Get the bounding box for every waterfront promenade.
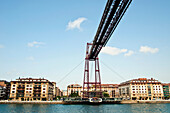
[0,100,64,104]
[1,100,170,104]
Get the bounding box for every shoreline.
[0,101,64,104]
[121,100,170,104]
[0,100,170,104]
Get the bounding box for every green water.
[0,104,170,113]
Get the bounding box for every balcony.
[34,90,41,92]
[17,90,24,93]
[34,87,41,89]
[17,86,25,88]
[33,92,41,94]
[16,94,24,97]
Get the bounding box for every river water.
[0,104,170,113]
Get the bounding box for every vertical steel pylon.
[83,43,102,98]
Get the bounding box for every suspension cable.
[101,60,126,80]
[57,60,84,84]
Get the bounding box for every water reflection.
[0,104,170,113]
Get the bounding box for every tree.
[103,92,110,97]
[56,96,61,100]
[69,92,79,97]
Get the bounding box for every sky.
[0,0,170,90]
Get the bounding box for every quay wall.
[0,101,64,104]
[1,100,170,104]
[121,100,170,104]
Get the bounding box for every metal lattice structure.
[83,0,132,98]
[83,43,102,98]
[89,0,132,60]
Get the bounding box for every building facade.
[62,90,68,97]
[67,84,119,98]
[119,78,164,100]
[0,80,11,100]
[67,84,82,97]
[52,82,56,99]
[56,87,62,97]
[9,78,54,101]
[100,84,119,98]
[0,86,6,100]
[162,83,170,99]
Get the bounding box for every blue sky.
[0,0,170,89]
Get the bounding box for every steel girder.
[88,0,132,60]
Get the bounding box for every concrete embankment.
[121,100,138,104]
[0,101,64,104]
[121,100,170,104]
[138,100,170,104]
[1,100,170,104]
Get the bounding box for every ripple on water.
[0,104,170,113]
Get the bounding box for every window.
[12,91,15,93]
[13,85,15,87]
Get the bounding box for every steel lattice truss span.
[89,0,132,60]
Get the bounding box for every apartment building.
[9,78,54,101]
[62,90,68,96]
[56,87,62,97]
[67,84,119,98]
[52,82,56,99]
[0,86,6,100]
[162,83,170,99]
[67,84,82,97]
[0,80,11,100]
[100,84,119,98]
[119,78,164,100]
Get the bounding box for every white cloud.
[0,45,4,48]
[66,17,87,30]
[28,41,45,47]
[139,46,159,53]
[101,46,127,56]
[27,56,35,61]
[124,50,134,56]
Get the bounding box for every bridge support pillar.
[83,43,102,98]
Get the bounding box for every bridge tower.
[82,0,132,98]
[83,43,102,98]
